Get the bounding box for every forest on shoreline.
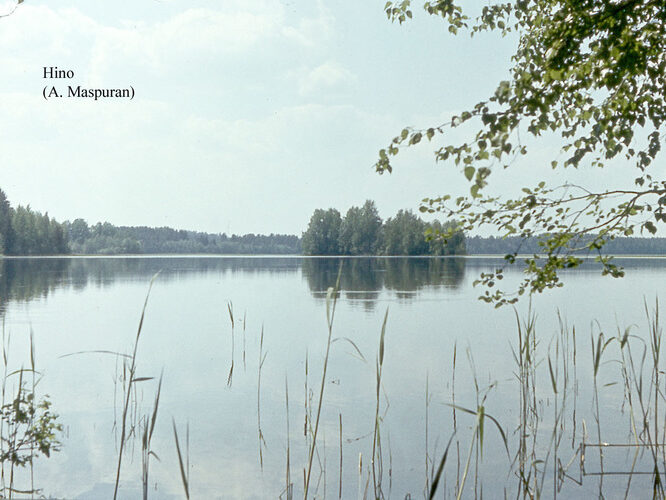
[3,188,666,257]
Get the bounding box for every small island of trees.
[301,200,466,256]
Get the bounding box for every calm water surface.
[0,256,665,499]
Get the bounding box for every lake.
[1,255,665,499]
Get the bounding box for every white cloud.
[0,2,330,83]
[0,1,477,234]
[298,61,356,95]
[89,7,284,77]
[281,3,334,47]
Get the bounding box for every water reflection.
[0,258,70,309]
[2,255,666,498]
[0,257,467,313]
[0,257,305,311]
[302,257,466,308]
[4,254,662,314]
[5,255,666,313]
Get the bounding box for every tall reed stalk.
[371,307,389,499]
[142,372,162,500]
[172,419,190,499]
[283,374,293,500]
[258,325,267,469]
[227,301,235,387]
[303,267,341,499]
[113,272,159,500]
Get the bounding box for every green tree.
[383,210,428,255]
[35,213,50,254]
[426,220,466,256]
[302,208,343,255]
[68,219,90,244]
[49,218,68,254]
[11,206,33,255]
[0,189,13,255]
[338,206,362,255]
[339,200,383,255]
[377,1,666,305]
[358,200,383,254]
[6,206,68,256]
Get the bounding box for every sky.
[0,0,635,235]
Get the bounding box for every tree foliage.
[302,208,343,255]
[8,206,68,256]
[339,200,383,255]
[383,210,429,255]
[0,190,13,255]
[0,189,69,256]
[426,220,466,255]
[64,220,302,255]
[377,0,666,305]
[302,202,465,256]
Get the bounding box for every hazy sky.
[0,0,629,235]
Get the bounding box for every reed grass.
[303,266,341,500]
[227,301,235,387]
[172,418,190,499]
[258,324,267,470]
[338,412,343,499]
[142,372,162,500]
[113,271,159,500]
[243,310,247,372]
[371,307,389,499]
[107,280,666,499]
[21,271,666,499]
[283,374,293,500]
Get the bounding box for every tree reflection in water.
[301,257,466,309]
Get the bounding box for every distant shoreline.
[2,253,666,259]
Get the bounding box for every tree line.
[5,185,666,257]
[65,219,301,255]
[0,189,69,255]
[301,200,466,255]
[466,235,666,256]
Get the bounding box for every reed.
[25,270,666,498]
[304,266,341,499]
[283,374,293,500]
[424,372,430,496]
[243,310,247,372]
[227,301,234,387]
[113,271,159,500]
[172,418,190,499]
[258,324,267,469]
[371,307,389,499]
[141,372,162,500]
[338,412,343,499]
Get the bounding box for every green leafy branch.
[376,0,666,305]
